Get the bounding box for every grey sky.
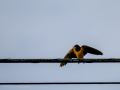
[0,0,120,90]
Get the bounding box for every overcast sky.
[0,0,120,90]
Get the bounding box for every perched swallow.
[60,44,103,67]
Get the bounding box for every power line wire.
[0,82,120,85]
[0,58,120,63]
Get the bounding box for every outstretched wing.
[60,49,76,67]
[64,49,76,58]
[82,45,103,56]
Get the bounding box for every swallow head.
[74,44,81,51]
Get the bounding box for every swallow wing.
[60,49,77,67]
[82,45,103,55]
[64,49,76,58]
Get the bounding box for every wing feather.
[64,49,76,58]
[82,45,103,55]
[60,49,76,67]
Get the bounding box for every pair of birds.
[60,44,103,67]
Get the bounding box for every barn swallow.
[60,44,103,67]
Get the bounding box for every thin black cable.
[0,58,120,63]
[0,82,120,85]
